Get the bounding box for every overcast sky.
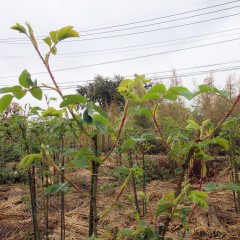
[1,0,240,108]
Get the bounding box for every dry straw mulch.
[1,164,240,239]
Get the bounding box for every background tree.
[192,74,240,125]
[76,75,125,111]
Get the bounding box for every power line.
[80,4,240,37]
[69,12,240,42]
[0,34,240,80]
[42,37,240,73]
[1,0,238,42]
[2,27,240,59]
[46,61,240,86]
[56,32,240,58]
[42,65,240,90]
[1,37,240,79]
[1,59,240,88]
[79,0,240,33]
[1,7,240,44]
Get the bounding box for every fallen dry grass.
[0,157,240,239]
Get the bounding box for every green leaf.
[131,106,152,117]
[43,37,52,47]
[71,155,88,168]
[141,92,160,101]
[197,84,228,97]
[0,94,14,113]
[0,86,27,100]
[220,183,240,191]
[156,192,175,215]
[149,83,166,94]
[11,23,27,34]
[83,109,93,124]
[203,183,218,192]
[93,114,109,125]
[18,153,42,169]
[131,165,144,176]
[214,136,229,150]
[164,88,178,100]
[19,70,34,88]
[203,155,214,161]
[60,94,87,108]
[156,202,171,215]
[14,90,27,99]
[92,103,108,118]
[0,85,22,94]
[25,22,35,39]
[119,139,135,152]
[44,183,69,195]
[30,106,42,115]
[42,107,62,118]
[117,228,134,236]
[188,190,208,209]
[50,31,58,43]
[198,84,213,93]
[30,87,43,100]
[57,26,79,41]
[118,166,130,175]
[186,119,200,130]
[167,86,194,100]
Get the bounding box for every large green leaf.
[220,183,240,191]
[71,155,88,168]
[187,190,208,210]
[186,119,200,130]
[13,89,27,99]
[18,153,42,169]
[210,136,229,150]
[149,83,166,94]
[117,228,134,237]
[0,86,26,100]
[19,70,34,88]
[204,182,240,192]
[214,136,229,150]
[203,183,218,192]
[93,114,109,125]
[57,26,79,41]
[92,103,108,118]
[133,106,152,117]
[0,94,14,113]
[141,92,160,101]
[164,88,178,100]
[197,84,228,97]
[0,85,22,94]
[11,23,27,34]
[44,183,69,195]
[166,86,194,100]
[60,94,86,108]
[50,31,58,43]
[83,109,93,124]
[30,86,43,100]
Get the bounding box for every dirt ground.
[0,157,240,240]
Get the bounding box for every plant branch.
[213,93,240,135]
[41,146,88,196]
[102,100,129,162]
[152,104,171,151]
[99,171,132,219]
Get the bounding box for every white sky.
[1,0,240,109]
